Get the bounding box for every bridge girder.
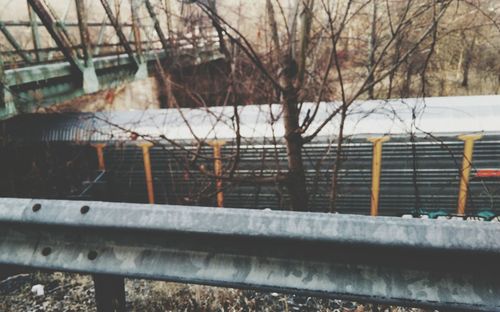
[0,0,223,119]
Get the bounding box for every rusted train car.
[1,95,499,218]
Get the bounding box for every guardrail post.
[368,136,390,216]
[457,134,483,215]
[139,142,155,204]
[93,274,126,312]
[210,140,226,207]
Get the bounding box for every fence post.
[139,142,155,204]
[210,140,226,208]
[457,134,482,215]
[92,144,106,171]
[368,136,390,216]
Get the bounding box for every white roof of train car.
[23,95,499,142]
[81,95,499,142]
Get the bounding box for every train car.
[1,95,500,218]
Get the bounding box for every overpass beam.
[75,0,93,68]
[28,3,43,62]
[131,0,143,62]
[130,0,148,79]
[27,0,83,74]
[144,0,170,53]
[100,0,141,72]
[0,23,33,64]
[75,0,99,93]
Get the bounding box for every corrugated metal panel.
[2,97,500,215]
[4,134,498,215]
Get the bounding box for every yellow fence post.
[368,136,390,216]
[92,143,106,171]
[209,140,226,208]
[138,142,155,204]
[456,134,483,215]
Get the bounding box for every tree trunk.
[400,63,412,98]
[280,0,313,212]
[164,0,173,39]
[281,59,307,211]
[461,33,476,89]
[283,88,308,211]
[330,104,347,213]
[266,0,280,50]
[461,48,472,88]
[367,0,377,99]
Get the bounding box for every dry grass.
[0,272,434,312]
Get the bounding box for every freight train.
[1,95,500,219]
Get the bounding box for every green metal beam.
[100,0,140,69]
[27,2,43,63]
[144,0,170,53]
[131,0,144,63]
[0,22,33,64]
[27,0,83,73]
[75,0,99,93]
[76,0,93,67]
[43,0,83,60]
[93,17,108,56]
[130,0,148,79]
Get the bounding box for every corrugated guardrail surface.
[0,198,499,311]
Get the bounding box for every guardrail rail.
[0,198,499,311]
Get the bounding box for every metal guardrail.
[0,198,499,311]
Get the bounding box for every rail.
[0,198,499,311]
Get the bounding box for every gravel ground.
[0,272,435,312]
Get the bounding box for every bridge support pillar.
[135,63,149,81]
[76,0,100,94]
[83,67,99,94]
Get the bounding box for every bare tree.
[9,0,499,212]
[182,0,456,212]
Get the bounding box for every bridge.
[0,0,222,119]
